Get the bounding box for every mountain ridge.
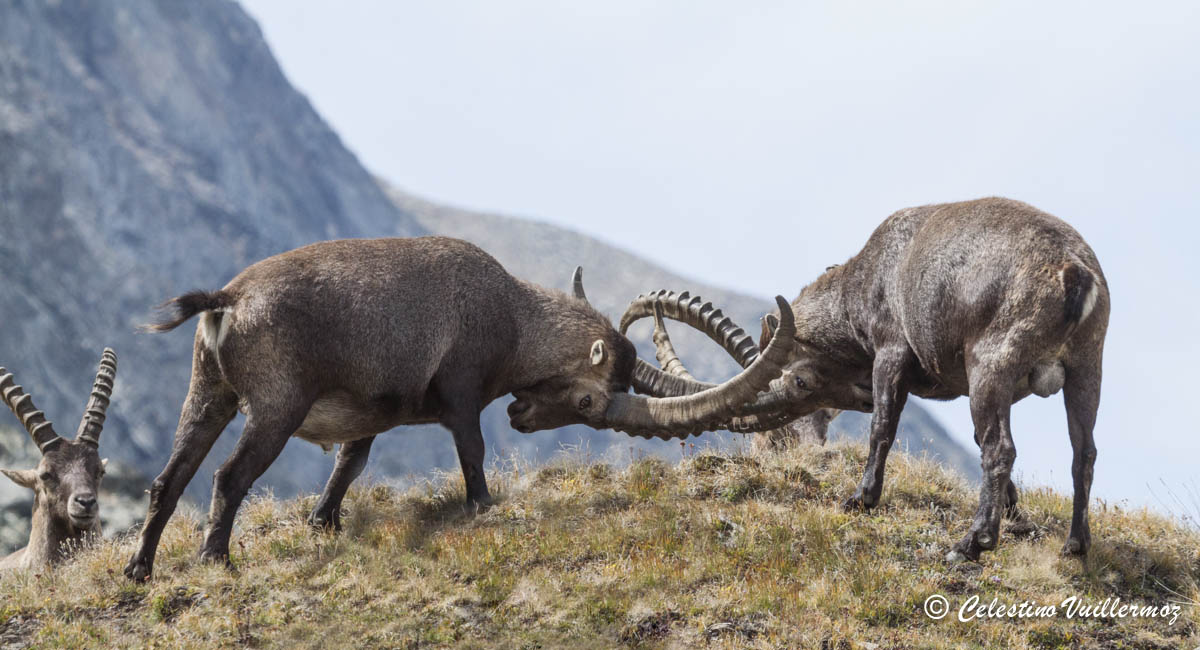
[0,0,977,555]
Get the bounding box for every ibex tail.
[1061,263,1098,324]
[141,290,233,333]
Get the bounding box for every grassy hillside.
[0,444,1195,649]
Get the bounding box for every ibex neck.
[508,282,606,392]
[20,503,97,570]
[509,284,566,388]
[796,264,873,364]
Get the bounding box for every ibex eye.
[39,472,55,483]
[795,377,808,390]
[578,395,592,410]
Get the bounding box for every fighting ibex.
[125,236,793,580]
[621,296,842,447]
[1,350,116,571]
[624,198,1108,561]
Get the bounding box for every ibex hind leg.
[949,363,1019,563]
[1062,356,1100,557]
[125,353,238,582]
[198,397,312,566]
[309,435,376,531]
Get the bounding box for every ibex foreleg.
[844,345,912,510]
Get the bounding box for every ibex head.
[759,305,875,415]
[508,267,640,433]
[509,268,797,439]
[1,349,115,537]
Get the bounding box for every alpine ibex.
[125,236,794,580]
[623,198,1108,561]
[1,350,116,571]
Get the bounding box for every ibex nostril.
[73,495,97,510]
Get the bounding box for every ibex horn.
[571,266,588,301]
[0,367,63,453]
[620,290,761,368]
[75,348,117,447]
[603,295,795,438]
[651,302,695,380]
[623,290,767,398]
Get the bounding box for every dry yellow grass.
[1,443,1196,649]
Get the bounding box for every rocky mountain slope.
[0,0,976,554]
[0,0,426,504]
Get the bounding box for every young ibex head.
[0,349,115,570]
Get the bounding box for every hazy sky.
[240,1,1200,512]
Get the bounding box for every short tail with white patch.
[141,290,234,348]
[1061,263,1098,324]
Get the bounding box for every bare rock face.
[0,0,427,518]
[0,0,978,552]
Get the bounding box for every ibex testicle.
[124,236,794,581]
[1,350,116,572]
[624,198,1108,562]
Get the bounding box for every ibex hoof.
[197,548,233,569]
[1061,537,1088,557]
[124,557,152,582]
[948,537,982,563]
[466,495,494,513]
[841,491,876,512]
[307,510,342,532]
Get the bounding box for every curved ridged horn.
[603,296,795,439]
[651,303,694,380]
[0,367,63,453]
[75,348,117,447]
[620,290,761,368]
[631,360,714,397]
[629,302,720,397]
[623,290,767,398]
[571,266,588,301]
[633,296,814,434]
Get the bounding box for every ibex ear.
[1,468,37,489]
[590,339,607,366]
